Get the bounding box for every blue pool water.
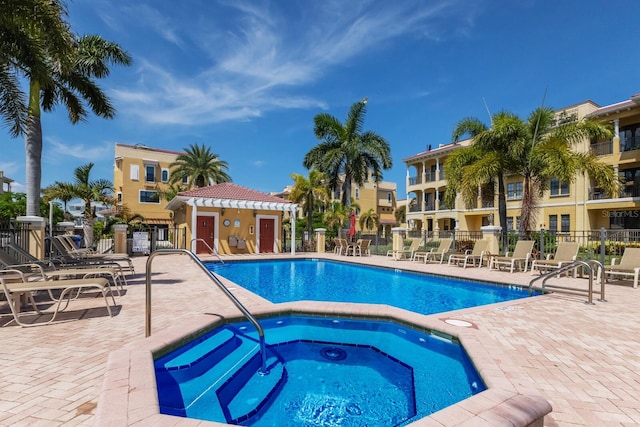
[206,259,531,315]
[155,315,486,426]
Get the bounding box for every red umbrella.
[349,210,356,239]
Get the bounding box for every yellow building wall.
[114,144,182,221]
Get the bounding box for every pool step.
[156,328,241,383]
[216,349,287,425]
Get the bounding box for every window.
[355,188,360,200]
[548,215,558,232]
[116,192,122,204]
[550,178,569,196]
[560,214,570,232]
[620,124,640,152]
[387,192,392,203]
[507,182,523,200]
[130,164,139,181]
[145,164,156,182]
[139,190,160,204]
[506,217,514,231]
[181,176,188,185]
[161,168,169,183]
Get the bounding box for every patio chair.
[448,240,490,268]
[387,239,422,260]
[489,240,535,273]
[0,269,116,327]
[414,238,453,263]
[603,247,640,289]
[351,239,371,257]
[530,241,580,275]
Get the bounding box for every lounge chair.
[414,238,453,263]
[334,239,349,256]
[530,242,580,275]
[603,247,640,289]
[489,240,535,273]
[51,236,134,274]
[387,239,422,260]
[0,269,116,327]
[448,240,490,268]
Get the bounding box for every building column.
[481,225,502,259]
[290,207,297,255]
[16,216,46,259]
[315,228,326,253]
[391,227,405,260]
[114,224,128,254]
[613,119,620,153]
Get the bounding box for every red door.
[259,218,275,253]
[196,216,215,254]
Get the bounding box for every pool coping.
[96,300,552,426]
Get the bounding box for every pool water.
[206,259,531,315]
[155,316,485,426]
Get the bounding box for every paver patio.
[0,252,639,426]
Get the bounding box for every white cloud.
[108,0,477,127]
[47,139,113,162]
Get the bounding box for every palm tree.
[288,170,328,239]
[323,201,348,234]
[303,98,392,208]
[445,113,521,232]
[359,208,379,234]
[0,0,70,136]
[445,109,620,234]
[24,33,131,216]
[68,163,113,248]
[509,107,619,233]
[169,144,231,188]
[42,181,75,219]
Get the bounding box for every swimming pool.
[206,259,531,315]
[154,315,486,426]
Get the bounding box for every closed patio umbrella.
[349,210,356,240]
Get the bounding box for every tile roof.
[178,182,290,204]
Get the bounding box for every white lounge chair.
[414,238,453,264]
[489,240,535,273]
[387,239,422,260]
[530,242,579,275]
[448,240,490,268]
[0,269,116,327]
[604,248,640,289]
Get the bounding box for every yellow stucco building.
[404,94,640,234]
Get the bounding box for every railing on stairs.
[191,238,224,264]
[145,249,268,374]
[528,259,606,305]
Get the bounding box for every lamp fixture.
[221,208,225,216]
[253,209,257,217]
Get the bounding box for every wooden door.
[196,216,215,254]
[259,218,275,253]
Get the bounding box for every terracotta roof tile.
[178,182,290,204]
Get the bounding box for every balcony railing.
[408,176,421,185]
[481,199,495,208]
[590,140,613,156]
[622,185,640,198]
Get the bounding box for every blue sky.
[3,0,640,198]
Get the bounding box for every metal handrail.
[529,259,606,304]
[145,249,268,373]
[191,238,224,264]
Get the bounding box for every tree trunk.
[25,114,42,216]
[497,176,507,231]
[83,216,94,249]
[519,174,535,237]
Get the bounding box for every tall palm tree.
[0,0,70,136]
[169,143,231,188]
[42,181,75,219]
[445,113,521,231]
[509,107,619,232]
[303,98,392,207]
[68,163,113,248]
[24,33,131,216]
[288,170,328,239]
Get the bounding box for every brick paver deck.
[0,252,638,426]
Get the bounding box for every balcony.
[590,140,613,156]
[408,176,422,185]
[622,184,640,198]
